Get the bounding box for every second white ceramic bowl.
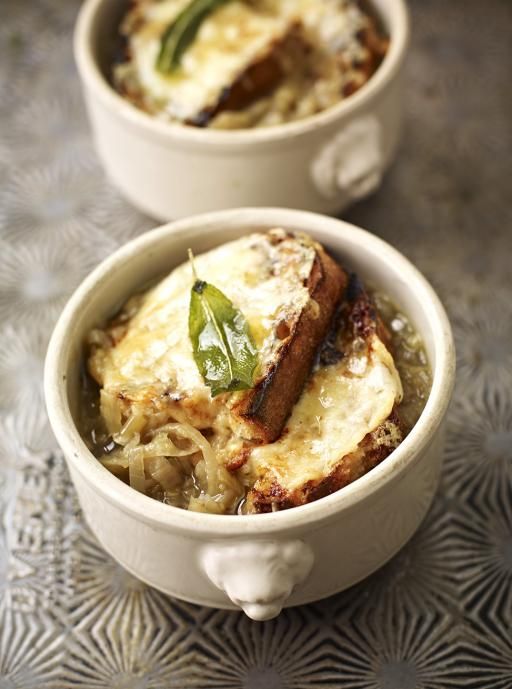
[45,208,455,620]
[74,0,409,220]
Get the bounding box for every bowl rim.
[73,0,410,148]
[44,207,455,536]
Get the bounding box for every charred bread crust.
[338,272,392,351]
[317,272,391,369]
[246,408,403,513]
[232,242,347,444]
[189,31,294,127]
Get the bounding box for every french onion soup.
[81,230,431,514]
[113,0,389,129]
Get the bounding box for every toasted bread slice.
[245,275,404,513]
[88,230,346,445]
[230,232,347,442]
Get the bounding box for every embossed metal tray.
[1,0,511,687]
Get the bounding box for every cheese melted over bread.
[114,0,387,127]
[89,229,345,445]
[246,337,402,510]
[245,278,403,511]
[122,1,294,122]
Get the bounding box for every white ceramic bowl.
[45,208,455,620]
[74,0,409,220]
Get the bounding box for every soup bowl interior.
[47,207,453,531]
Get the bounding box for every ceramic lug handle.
[200,539,314,621]
[311,115,383,202]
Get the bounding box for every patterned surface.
[0,0,511,686]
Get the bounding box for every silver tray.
[1,1,511,687]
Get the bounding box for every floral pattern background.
[0,0,511,687]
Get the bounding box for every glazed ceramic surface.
[74,0,409,220]
[45,208,455,620]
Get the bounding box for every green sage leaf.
[188,269,258,397]
[156,0,232,74]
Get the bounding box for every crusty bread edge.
[232,241,347,443]
[247,408,403,513]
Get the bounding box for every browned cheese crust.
[247,409,402,512]
[245,275,403,513]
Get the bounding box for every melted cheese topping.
[96,231,314,403]
[129,2,293,120]
[121,0,369,121]
[280,0,368,52]
[248,336,403,492]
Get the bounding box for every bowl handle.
[311,114,383,202]
[200,539,314,621]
